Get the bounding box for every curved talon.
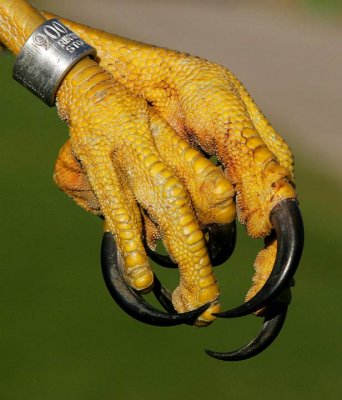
[152,275,213,326]
[206,299,289,361]
[145,221,236,268]
[101,232,209,326]
[151,274,175,313]
[214,198,303,318]
[145,243,178,268]
[205,221,236,266]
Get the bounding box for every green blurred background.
[0,1,341,399]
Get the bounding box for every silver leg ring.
[12,19,96,107]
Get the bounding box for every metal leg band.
[12,19,96,106]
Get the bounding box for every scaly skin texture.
[0,0,229,325]
[40,13,298,307]
[43,14,296,239]
[246,237,277,316]
[0,1,298,323]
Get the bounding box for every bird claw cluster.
[48,15,303,359]
[102,198,303,360]
[0,1,304,361]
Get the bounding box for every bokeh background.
[1,1,341,399]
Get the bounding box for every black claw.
[144,243,178,268]
[214,198,304,318]
[206,298,289,361]
[205,221,236,266]
[152,275,213,326]
[101,232,208,326]
[144,221,236,268]
[151,274,175,313]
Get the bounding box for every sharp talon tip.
[213,199,303,318]
[152,274,212,325]
[205,301,289,361]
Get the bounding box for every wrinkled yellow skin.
[0,0,297,324]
